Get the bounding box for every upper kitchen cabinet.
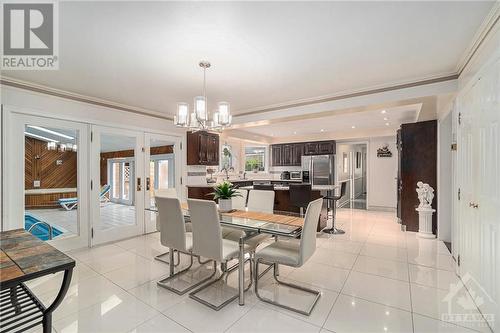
[270,140,335,166]
[303,141,335,155]
[271,145,283,166]
[187,131,220,165]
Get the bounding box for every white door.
[90,125,144,245]
[457,57,499,329]
[143,133,182,233]
[4,112,90,251]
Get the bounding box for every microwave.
[290,171,302,180]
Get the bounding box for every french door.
[90,125,144,245]
[456,57,499,329]
[143,133,182,233]
[4,112,90,251]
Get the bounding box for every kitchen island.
[186,183,336,231]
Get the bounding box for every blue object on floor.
[25,213,63,241]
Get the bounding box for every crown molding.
[1,76,172,121]
[456,2,500,76]
[234,73,458,117]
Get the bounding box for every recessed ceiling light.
[381,110,387,114]
[383,117,388,121]
[320,129,325,132]
[351,126,356,129]
[24,132,60,143]
[26,125,74,140]
[293,131,297,134]
[385,122,390,126]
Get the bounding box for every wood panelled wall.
[100,145,174,186]
[25,137,78,208]
[25,137,77,189]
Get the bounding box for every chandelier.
[174,61,232,131]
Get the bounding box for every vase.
[219,198,232,212]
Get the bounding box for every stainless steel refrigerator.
[301,155,335,186]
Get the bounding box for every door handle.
[137,177,142,191]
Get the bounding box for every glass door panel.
[144,133,180,233]
[8,113,90,251]
[91,126,144,245]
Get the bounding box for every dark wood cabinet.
[270,140,335,166]
[397,120,437,233]
[292,143,304,165]
[282,144,293,166]
[187,131,219,165]
[271,145,283,166]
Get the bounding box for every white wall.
[367,136,398,209]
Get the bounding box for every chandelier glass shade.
[174,61,231,131]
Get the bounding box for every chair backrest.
[298,198,323,266]
[253,184,274,191]
[154,188,179,231]
[231,189,248,210]
[187,199,223,261]
[289,183,312,208]
[247,190,275,214]
[333,181,347,200]
[156,196,188,252]
[154,188,177,198]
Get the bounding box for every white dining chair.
[156,196,216,295]
[254,197,323,316]
[231,189,248,210]
[153,188,190,265]
[187,199,252,310]
[247,189,275,214]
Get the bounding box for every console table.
[0,229,75,333]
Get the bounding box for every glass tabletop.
[145,207,301,237]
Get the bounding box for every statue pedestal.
[416,207,436,239]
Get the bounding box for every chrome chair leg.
[189,258,253,311]
[157,252,216,295]
[155,250,182,267]
[254,258,321,316]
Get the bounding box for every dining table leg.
[238,236,245,306]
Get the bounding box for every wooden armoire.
[396,120,437,233]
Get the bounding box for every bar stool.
[322,181,347,234]
[289,183,312,217]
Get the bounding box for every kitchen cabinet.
[271,145,283,166]
[270,141,335,166]
[187,131,219,165]
[304,141,335,155]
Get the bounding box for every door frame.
[2,111,90,251]
[90,125,144,245]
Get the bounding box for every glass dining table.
[146,204,303,306]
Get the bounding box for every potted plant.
[209,181,241,212]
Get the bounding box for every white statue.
[416,181,434,208]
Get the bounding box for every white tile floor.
[26,209,493,333]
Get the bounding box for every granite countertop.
[186,179,303,188]
[238,184,339,191]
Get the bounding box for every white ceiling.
[6,1,494,117]
[235,105,417,140]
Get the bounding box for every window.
[245,146,266,172]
